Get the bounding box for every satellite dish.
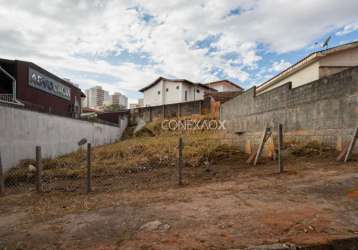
[314,35,332,50]
[322,35,331,48]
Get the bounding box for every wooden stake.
[253,127,271,166]
[278,124,283,173]
[246,150,257,164]
[344,127,358,163]
[35,146,42,193]
[336,143,349,161]
[0,152,4,196]
[178,137,183,185]
[86,143,92,193]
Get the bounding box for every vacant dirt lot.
[0,154,357,250]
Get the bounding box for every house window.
[185,90,188,101]
[166,88,169,92]
[176,86,179,90]
[157,91,160,95]
[196,89,200,93]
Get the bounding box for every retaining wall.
[221,67,358,153]
[129,99,211,125]
[0,104,127,171]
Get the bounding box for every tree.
[103,104,126,112]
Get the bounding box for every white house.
[257,41,358,94]
[205,80,243,92]
[139,77,217,107]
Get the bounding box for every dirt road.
[0,156,357,249]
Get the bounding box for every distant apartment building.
[83,86,109,109]
[111,92,128,108]
[83,87,128,110]
[129,103,139,109]
[138,98,144,107]
[103,91,111,106]
[129,98,144,109]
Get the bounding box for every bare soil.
[0,154,358,250]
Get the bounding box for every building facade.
[84,86,108,108]
[205,80,243,92]
[139,77,216,107]
[257,41,358,94]
[83,88,128,110]
[129,103,139,109]
[0,58,85,118]
[111,92,128,108]
[138,98,144,107]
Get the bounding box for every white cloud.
[269,60,292,73]
[0,0,357,102]
[336,21,358,36]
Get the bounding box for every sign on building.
[28,67,71,100]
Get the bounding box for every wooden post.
[86,143,92,193]
[336,143,349,161]
[253,127,271,166]
[149,107,152,122]
[199,101,202,115]
[177,103,181,118]
[35,146,42,193]
[278,124,283,173]
[0,152,4,196]
[344,127,358,163]
[178,137,183,186]
[162,105,165,119]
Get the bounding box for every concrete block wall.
[0,104,127,172]
[129,99,210,125]
[221,67,358,153]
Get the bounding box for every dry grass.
[6,117,337,185]
[287,140,333,157]
[6,116,240,182]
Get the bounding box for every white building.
[129,103,139,109]
[205,80,243,92]
[103,91,111,106]
[139,77,217,107]
[257,41,358,94]
[83,86,128,110]
[138,98,144,107]
[83,86,107,109]
[111,92,128,108]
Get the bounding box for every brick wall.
[221,67,358,153]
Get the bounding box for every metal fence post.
[35,146,42,193]
[0,152,5,196]
[178,137,183,186]
[278,124,283,173]
[86,143,92,193]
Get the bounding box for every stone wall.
[221,67,358,153]
[0,104,127,172]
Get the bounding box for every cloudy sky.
[0,0,357,104]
